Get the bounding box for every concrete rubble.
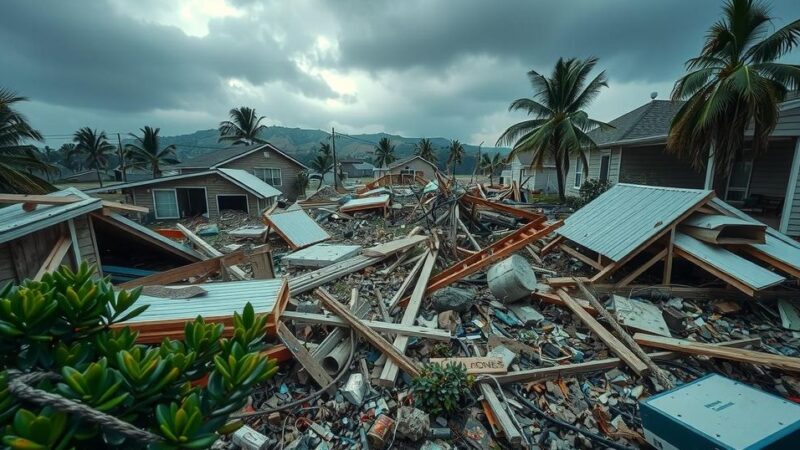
[127,177,800,449]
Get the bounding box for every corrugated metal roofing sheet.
[218,168,281,199]
[0,188,103,244]
[265,210,331,249]
[681,214,765,230]
[557,184,712,262]
[673,233,785,290]
[125,279,283,323]
[341,194,390,210]
[282,243,362,267]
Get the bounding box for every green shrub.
[578,179,612,206]
[0,263,278,449]
[411,362,473,416]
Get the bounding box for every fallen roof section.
[0,188,102,244]
[281,243,361,268]
[557,184,713,262]
[680,214,766,244]
[673,233,785,294]
[263,209,331,249]
[115,278,288,343]
[217,168,282,199]
[91,213,204,261]
[340,194,391,213]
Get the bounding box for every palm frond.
[745,18,800,63]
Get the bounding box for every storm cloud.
[2,0,799,143]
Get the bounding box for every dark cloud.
[0,0,333,113]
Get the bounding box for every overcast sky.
[3,0,798,147]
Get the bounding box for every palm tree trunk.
[153,163,158,180]
[554,155,565,203]
[96,168,104,187]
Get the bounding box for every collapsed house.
[0,188,200,286]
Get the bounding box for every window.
[153,189,179,219]
[599,155,610,182]
[217,194,248,213]
[574,159,584,188]
[253,168,281,186]
[725,160,753,202]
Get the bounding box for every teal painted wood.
[0,188,102,244]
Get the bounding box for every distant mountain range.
[150,126,510,173]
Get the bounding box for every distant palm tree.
[668,0,800,178]
[373,137,396,168]
[127,126,179,178]
[73,127,114,187]
[218,106,267,145]
[480,153,503,186]
[59,143,82,172]
[309,142,334,188]
[447,140,465,175]
[414,138,437,164]
[497,57,612,202]
[0,89,53,194]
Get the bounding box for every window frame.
[152,188,179,219]
[574,158,584,188]
[599,155,611,182]
[253,167,282,186]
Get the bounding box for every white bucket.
[487,254,537,303]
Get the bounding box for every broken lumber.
[492,338,761,384]
[575,281,673,389]
[556,289,649,376]
[315,288,420,378]
[280,311,452,341]
[479,383,522,445]
[116,249,250,289]
[33,235,72,281]
[362,235,429,257]
[277,322,333,389]
[176,223,247,280]
[101,200,149,214]
[379,242,439,386]
[0,193,81,212]
[429,357,506,374]
[633,333,800,373]
[388,248,427,311]
[311,289,369,360]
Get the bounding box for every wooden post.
[663,227,675,285]
[277,322,334,390]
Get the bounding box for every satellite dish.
[650,92,658,100]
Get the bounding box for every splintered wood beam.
[663,227,676,284]
[0,194,81,211]
[634,333,800,373]
[545,276,592,288]
[559,244,603,270]
[101,200,149,214]
[460,194,544,221]
[493,338,762,384]
[479,383,522,445]
[277,322,334,389]
[116,249,249,289]
[532,290,598,316]
[176,223,247,280]
[315,288,420,378]
[33,236,72,281]
[539,235,563,256]
[280,311,451,341]
[615,247,668,287]
[556,289,649,376]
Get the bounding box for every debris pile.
[107,177,800,449]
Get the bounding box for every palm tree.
[373,137,396,168]
[59,143,82,172]
[218,106,267,145]
[668,0,800,178]
[480,153,503,186]
[73,127,115,187]
[497,57,612,202]
[127,126,179,178]
[309,142,334,188]
[0,89,53,194]
[447,139,465,175]
[414,138,437,164]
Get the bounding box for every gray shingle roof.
[588,100,685,147]
[172,143,307,170]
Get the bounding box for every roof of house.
[378,155,437,171]
[587,100,685,148]
[85,168,282,199]
[0,188,103,244]
[172,142,308,170]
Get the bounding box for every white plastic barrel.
[487,254,537,303]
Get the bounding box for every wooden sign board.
[429,357,507,374]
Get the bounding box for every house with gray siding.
[86,168,281,220]
[556,98,800,238]
[502,152,559,193]
[171,142,308,201]
[373,155,439,181]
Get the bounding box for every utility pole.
[331,127,338,190]
[117,133,127,182]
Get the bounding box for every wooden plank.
[0,194,81,206]
[388,249,427,311]
[176,223,247,280]
[539,235,563,256]
[532,290,598,315]
[89,213,199,263]
[479,383,522,445]
[315,288,420,378]
[663,227,675,284]
[280,311,452,341]
[101,200,149,214]
[460,194,544,221]
[556,289,649,375]
[277,322,334,389]
[559,244,603,270]
[429,357,506,374]
[493,338,761,384]
[633,333,800,373]
[33,236,72,281]
[311,289,369,359]
[116,250,248,289]
[615,247,668,288]
[545,276,591,288]
[379,243,439,386]
[362,235,429,257]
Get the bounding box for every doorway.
[217,195,249,213]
